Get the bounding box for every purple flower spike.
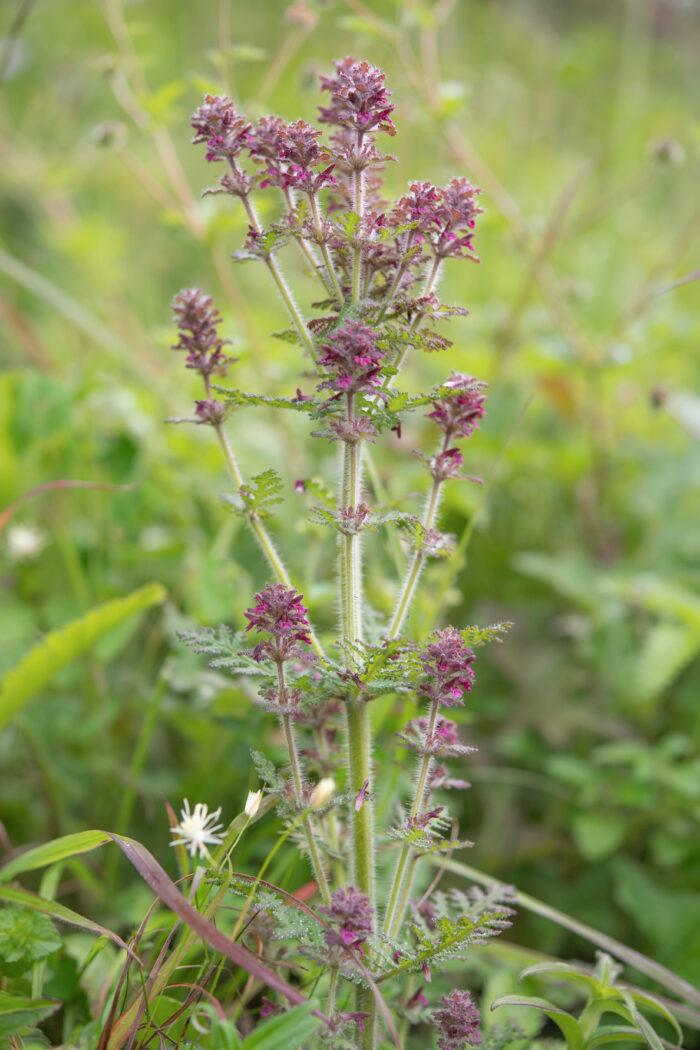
[391,181,443,235]
[319,56,395,136]
[171,288,232,379]
[194,399,228,425]
[250,117,336,193]
[419,627,476,707]
[435,177,484,259]
[247,114,287,162]
[428,373,487,441]
[244,583,314,664]
[191,94,251,163]
[245,583,311,641]
[318,320,386,398]
[320,886,374,951]
[432,989,481,1049]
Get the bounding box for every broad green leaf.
[195,1004,243,1050]
[0,885,134,957]
[634,622,700,702]
[621,990,682,1049]
[0,905,61,966]
[490,995,584,1049]
[520,959,600,994]
[0,583,166,733]
[573,811,626,861]
[587,1026,648,1047]
[240,1004,320,1049]
[625,989,684,1043]
[0,831,110,882]
[0,993,61,1038]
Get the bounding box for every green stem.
[388,434,449,639]
[375,231,416,323]
[382,254,443,387]
[338,393,376,1049]
[352,133,365,302]
[284,188,333,298]
[326,966,338,1020]
[206,384,325,661]
[240,192,317,361]
[314,724,345,886]
[277,661,331,905]
[308,192,344,304]
[383,701,439,940]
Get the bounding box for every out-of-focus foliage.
[0,0,698,1044]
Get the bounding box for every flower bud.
[244,789,263,818]
[310,777,336,809]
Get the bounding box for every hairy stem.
[388,433,450,639]
[284,188,333,298]
[383,254,443,387]
[352,133,365,302]
[240,191,317,361]
[339,393,376,1048]
[308,192,345,304]
[375,230,416,323]
[204,378,325,660]
[277,662,331,904]
[383,700,439,939]
[326,966,338,1019]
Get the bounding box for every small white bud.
[310,777,336,810]
[244,789,263,818]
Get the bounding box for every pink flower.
[250,117,336,193]
[171,288,232,378]
[419,627,476,707]
[432,989,481,1049]
[428,374,487,441]
[191,94,251,163]
[320,886,374,951]
[244,583,313,664]
[319,57,395,136]
[318,321,386,398]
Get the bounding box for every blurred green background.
[1,0,699,1022]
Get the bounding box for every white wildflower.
[310,777,336,810]
[5,524,47,562]
[170,799,224,859]
[244,789,263,818]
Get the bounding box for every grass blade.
[0,583,166,733]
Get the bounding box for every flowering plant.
[0,46,690,1050]
[170,56,514,1049]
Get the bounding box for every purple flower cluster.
[251,118,336,194]
[244,583,312,664]
[432,989,481,1049]
[429,447,464,481]
[318,320,386,398]
[191,94,251,163]
[171,288,232,379]
[194,399,228,425]
[392,178,483,260]
[428,374,487,441]
[418,627,476,707]
[319,886,374,951]
[319,56,395,136]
